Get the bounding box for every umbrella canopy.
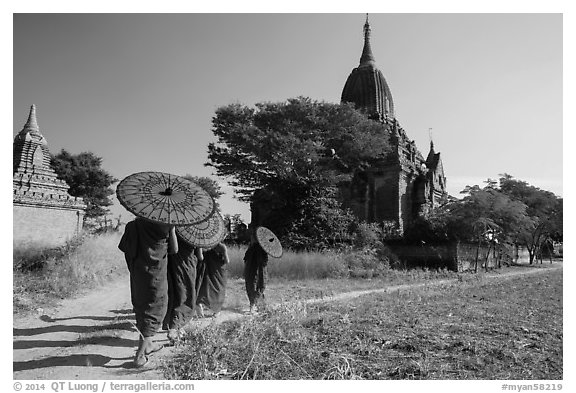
[116,171,215,226]
[256,226,283,258]
[176,211,228,249]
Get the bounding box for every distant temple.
[338,16,447,233]
[13,105,86,246]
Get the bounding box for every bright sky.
[10,9,566,225]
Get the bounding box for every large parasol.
[116,171,215,226]
[176,211,228,249]
[255,226,283,258]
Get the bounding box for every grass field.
[164,266,563,380]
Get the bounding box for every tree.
[51,150,117,219]
[411,180,533,270]
[418,175,561,268]
[206,97,392,248]
[498,174,563,263]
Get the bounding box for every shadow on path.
[13,336,136,350]
[39,314,134,323]
[110,309,134,315]
[14,321,134,337]
[13,354,133,372]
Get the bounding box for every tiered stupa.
[13,105,86,246]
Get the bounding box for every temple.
[339,16,447,233]
[13,105,86,246]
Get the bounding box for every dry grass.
[13,232,126,314]
[164,267,562,380]
[225,245,390,280]
[225,245,347,279]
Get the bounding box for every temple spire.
[359,13,376,67]
[23,104,40,134]
[429,128,435,151]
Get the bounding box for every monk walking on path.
[118,217,178,367]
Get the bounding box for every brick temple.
[338,16,447,233]
[13,105,86,247]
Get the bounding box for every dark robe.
[118,218,175,337]
[243,243,268,307]
[164,237,198,330]
[196,247,227,313]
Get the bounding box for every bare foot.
[134,337,163,367]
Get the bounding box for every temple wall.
[373,170,399,224]
[455,243,499,272]
[398,171,414,232]
[387,241,502,272]
[13,203,84,248]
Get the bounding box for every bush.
[352,222,383,248]
[340,247,390,278]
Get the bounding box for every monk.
[163,234,202,342]
[196,242,229,317]
[118,217,178,367]
[243,233,269,314]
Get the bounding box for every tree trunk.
[527,243,535,264]
[475,238,481,273]
[539,247,543,264]
[484,242,492,272]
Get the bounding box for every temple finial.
[23,104,40,133]
[360,14,375,67]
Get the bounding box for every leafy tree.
[51,150,117,219]
[284,185,357,249]
[498,174,563,263]
[416,175,561,268]
[408,180,532,270]
[206,97,392,248]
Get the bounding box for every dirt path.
[13,262,563,380]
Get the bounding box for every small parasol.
[255,226,283,258]
[116,171,215,226]
[176,211,227,249]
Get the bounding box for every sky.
[11,11,565,223]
